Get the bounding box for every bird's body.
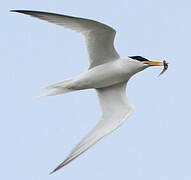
[44,58,147,92]
[11,10,167,173]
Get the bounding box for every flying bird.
[11,10,168,173]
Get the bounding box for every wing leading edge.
[11,10,120,68]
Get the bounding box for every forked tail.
[39,78,75,97]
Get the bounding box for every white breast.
[67,59,137,90]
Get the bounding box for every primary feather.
[50,82,134,173]
[11,10,120,69]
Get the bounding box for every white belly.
[67,60,131,90]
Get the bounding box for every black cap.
[129,56,149,62]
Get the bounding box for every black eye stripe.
[129,56,149,62]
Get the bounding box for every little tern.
[11,10,168,173]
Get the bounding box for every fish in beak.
[144,60,168,76]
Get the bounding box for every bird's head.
[128,56,168,76]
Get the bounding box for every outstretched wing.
[11,10,120,69]
[51,82,134,173]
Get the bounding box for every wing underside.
[51,82,134,173]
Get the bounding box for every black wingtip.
[10,10,23,14]
[49,160,69,175]
[49,166,60,175]
[10,10,34,15]
[49,170,55,175]
[10,10,20,12]
[10,10,26,13]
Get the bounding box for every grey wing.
[11,10,120,68]
[50,82,134,173]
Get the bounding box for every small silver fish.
[159,60,168,76]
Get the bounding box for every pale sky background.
[1,0,191,180]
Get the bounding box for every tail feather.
[39,78,75,97]
[40,78,73,90]
[39,88,74,97]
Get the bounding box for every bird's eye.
[129,56,149,62]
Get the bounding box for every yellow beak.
[144,60,168,76]
[144,61,164,66]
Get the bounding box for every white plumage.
[11,10,166,173]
